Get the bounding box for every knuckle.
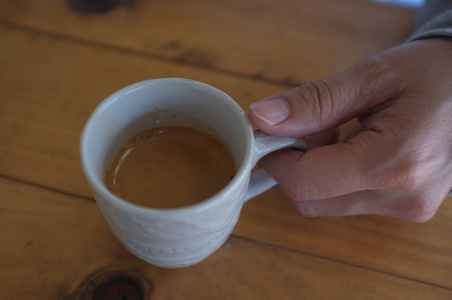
[394,196,439,223]
[279,176,317,216]
[409,213,435,224]
[284,181,304,201]
[380,155,432,191]
[393,164,425,190]
[305,81,334,118]
[352,55,403,110]
[357,55,401,93]
[287,81,335,125]
[405,203,437,223]
[283,178,320,202]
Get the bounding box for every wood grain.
[1,177,451,300]
[0,0,414,84]
[1,25,451,289]
[1,0,451,298]
[236,188,452,288]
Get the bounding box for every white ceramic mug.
[80,78,306,268]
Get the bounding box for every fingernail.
[250,98,289,125]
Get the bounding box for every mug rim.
[80,78,255,216]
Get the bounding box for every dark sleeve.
[408,0,452,41]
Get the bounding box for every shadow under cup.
[80,78,255,268]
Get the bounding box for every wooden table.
[1,0,451,299]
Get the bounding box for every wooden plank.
[236,188,452,288]
[1,177,451,300]
[1,25,452,289]
[0,0,414,84]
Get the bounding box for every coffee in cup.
[106,125,236,209]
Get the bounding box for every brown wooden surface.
[1,0,451,299]
[0,0,413,84]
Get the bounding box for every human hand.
[248,38,452,222]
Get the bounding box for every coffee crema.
[106,126,236,209]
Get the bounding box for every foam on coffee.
[106,125,236,209]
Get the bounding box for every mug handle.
[245,130,307,201]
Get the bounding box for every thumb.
[248,58,400,137]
